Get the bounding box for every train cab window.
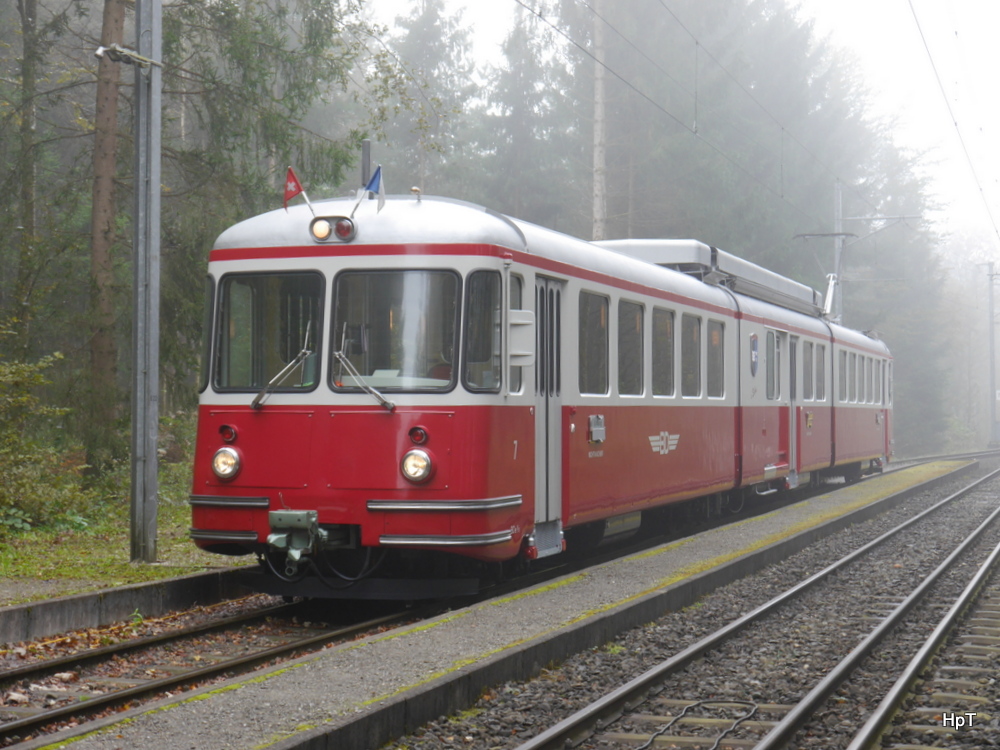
[199,275,215,394]
[464,271,502,391]
[618,301,644,396]
[875,360,882,404]
[888,362,893,405]
[331,270,459,392]
[707,320,724,398]
[579,292,609,395]
[682,314,701,397]
[652,308,675,396]
[215,272,323,392]
[509,275,524,393]
[816,345,826,401]
[802,341,814,401]
[765,330,779,400]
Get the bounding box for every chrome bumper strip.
[189,495,270,509]
[379,530,514,547]
[367,495,522,512]
[189,529,259,543]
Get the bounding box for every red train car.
[190,194,892,598]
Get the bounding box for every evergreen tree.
[375,0,477,195]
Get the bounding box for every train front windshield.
[214,272,323,392]
[209,268,505,396]
[332,270,461,391]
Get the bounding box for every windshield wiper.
[332,349,395,413]
[251,322,312,410]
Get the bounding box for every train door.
[787,336,800,488]
[530,277,564,558]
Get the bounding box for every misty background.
[2,0,995,527]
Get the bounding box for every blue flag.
[352,165,385,216]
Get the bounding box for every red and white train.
[190,192,893,598]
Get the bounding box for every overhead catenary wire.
[512,0,832,230]
[514,0,897,231]
[652,0,881,216]
[905,0,1000,245]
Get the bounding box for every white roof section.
[596,239,824,317]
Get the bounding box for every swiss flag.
[283,167,304,210]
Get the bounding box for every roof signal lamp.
[310,216,356,242]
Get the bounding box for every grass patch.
[0,459,249,606]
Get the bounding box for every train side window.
[579,292,609,395]
[618,300,644,396]
[860,355,866,403]
[802,341,814,401]
[861,358,867,403]
[816,345,826,401]
[707,320,724,398]
[765,330,779,400]
[509,275,523,393]
[888,362,893,405]
[838,350,847,402]
[464,271,502,392]
[652,308,675,396]
[849,353,857,402]
[875,360,882,404]
[682,314,702,397]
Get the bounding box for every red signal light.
[334,218,356,241]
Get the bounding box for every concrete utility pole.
[591,0,607,242]
[129,0,163,563]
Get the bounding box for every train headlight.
[400,449,433,483]
[212,446,241,481]
[310,218,333,241]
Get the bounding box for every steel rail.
[753,470,1000,749]
[844,537,1000,750]
[513,466,1000,750]
[0,609,407,744]
[0,601,296,685]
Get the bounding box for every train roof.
[214,195,528,251]
[214,194,736,309]
[213,194,885,352]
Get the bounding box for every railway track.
[510,466,1000,750]
[0,479,818,748]
[849,535,1000,749]
[0,600,409,746]
[3,456,991,749]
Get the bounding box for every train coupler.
[266,510,328,577]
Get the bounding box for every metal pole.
[130,0,162,563]
[833,180,844,323]
[361,139,371,187]
[989,264,999,446]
